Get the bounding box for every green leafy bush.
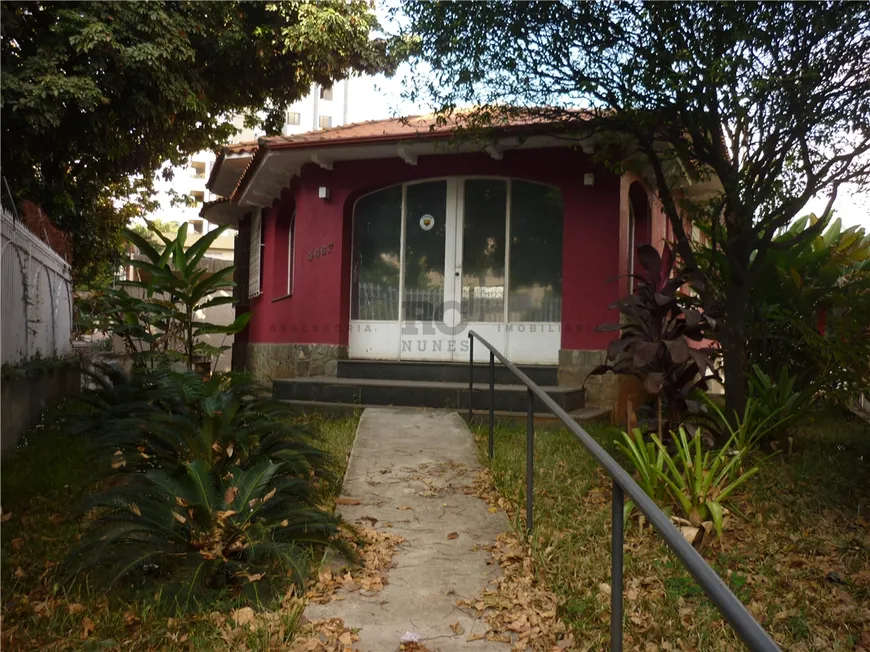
[614,428,669,525]
[77,221,251,373]
[747,364,811,435]
[687,366,809,453]
[619,427,763,537]
[124,221,252,372]
[695,214,870,406]
[65,369,346,609]
[690,395,784,454]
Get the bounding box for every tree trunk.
[721,278,750,427]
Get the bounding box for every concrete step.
[336,359,558,386]
[272,376,584,413]
[280,398,610,426]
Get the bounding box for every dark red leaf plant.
[588,244,718,438]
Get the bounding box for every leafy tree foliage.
[1,1,405,283]
[698,214,870,404]
[400,1,870,416]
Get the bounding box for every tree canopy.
[1,0,406,282]
[400,0,870,415]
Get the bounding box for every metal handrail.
[467,330,780,652]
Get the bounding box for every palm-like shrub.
[76,366,329,477]
[619,426,762,539]
[65,369,346,607]
[66,458,344,609]
[614,428,670,526]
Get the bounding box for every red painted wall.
[245,147,623,351]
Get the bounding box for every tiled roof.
[224,141,260,155]
[214,112,592,200]
[261,115,449,148]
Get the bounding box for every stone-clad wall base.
[558,349,620,412]
[246,343,346,385]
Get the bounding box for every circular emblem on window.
[419,214,435,231]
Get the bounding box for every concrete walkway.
[305,407,511,651]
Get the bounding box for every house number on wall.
[307,242,334,262]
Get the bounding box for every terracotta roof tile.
[216,112,593,200]
[224,141,260,155]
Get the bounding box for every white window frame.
[287,210,296,296]
[248,208,263,298]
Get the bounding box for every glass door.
[399,180,458,361]
[453,179,509,361]
[350,177,563,364]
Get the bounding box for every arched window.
[351,178,563,324]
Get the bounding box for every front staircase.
[273,359,608,420]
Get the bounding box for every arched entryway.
[628,181,652,288]
[349,177,563,363]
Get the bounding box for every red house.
[202,116,671,416]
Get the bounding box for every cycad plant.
[65,369,347,608]
[77,368,329,479]
[67,458,345,609]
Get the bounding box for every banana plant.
[122,221,251,372]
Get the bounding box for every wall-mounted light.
[318,186,330,200]
[583,173,595,186]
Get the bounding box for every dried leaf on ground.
[290,617,360,652]
[459,469,574,651]
[306,523,405,604]
[81,616,95,640]
[231,606,256,627]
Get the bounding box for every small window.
[320,85,333,101]
[287,211,296,295]
[190,190,205,205]
[318,115,332,129]
[286,111,301,126]
[192,220,204,234]
[249,209,263,298]
[191,161,206,179]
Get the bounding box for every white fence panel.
[1,208,73,365]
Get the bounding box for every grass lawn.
[470,411,870,651]
[0,406,361,651]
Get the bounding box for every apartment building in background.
[149,80,354,238]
